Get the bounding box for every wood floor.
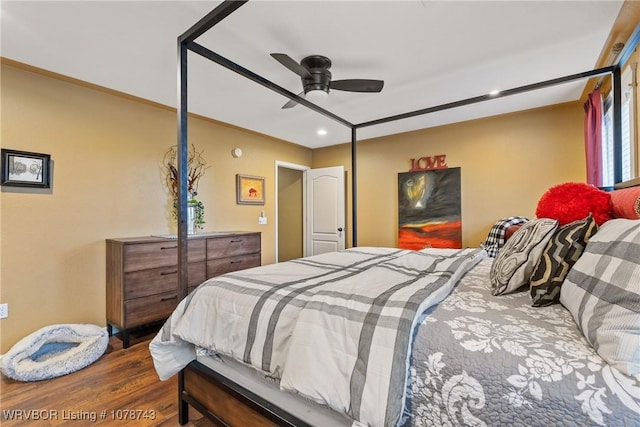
[0,327,215,426]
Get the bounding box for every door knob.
[338,227,343,232]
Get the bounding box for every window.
[601,63,637,187]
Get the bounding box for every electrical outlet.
[0,303,8,319]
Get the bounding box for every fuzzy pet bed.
[1,324,108,382]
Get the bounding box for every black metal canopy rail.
[176,0,635,288]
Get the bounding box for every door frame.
[275,160,310,263]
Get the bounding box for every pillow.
[560,219,640,376]
[529,215,598,307]
[504,224,523,241]
[610,187,640,219]
[480,216,529,258]
[535,182,612,226]
[490,218,558,296]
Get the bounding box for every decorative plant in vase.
[163,144,208,232]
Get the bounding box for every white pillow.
[560,219,640,377]
[490,218,558,295]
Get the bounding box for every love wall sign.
[409,154,448,171]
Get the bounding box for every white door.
[306,166,345,256]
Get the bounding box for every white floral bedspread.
[401,258,640,427]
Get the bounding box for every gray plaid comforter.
[401,258,640,427]
[150,247,485,427]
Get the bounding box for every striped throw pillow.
[560,219,640,376]
[529,215,598,307]
[490,218,558,296]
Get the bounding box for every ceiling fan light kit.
[306,89,329,103]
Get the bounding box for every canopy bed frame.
[171,2,639,425]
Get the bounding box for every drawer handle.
[230,239,243,243]
[160,295,178,302]
[160,270,178,276]
[161,246,178,250]
[230,260,242,264]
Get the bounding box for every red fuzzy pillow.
[536,182,612,226]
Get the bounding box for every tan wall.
[0,63,311,352]
[312,102,585,249]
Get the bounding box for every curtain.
[584,90,603,187]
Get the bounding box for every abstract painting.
[398,167,461,249]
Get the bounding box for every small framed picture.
[1,149,51,188]
[236,174,265,205]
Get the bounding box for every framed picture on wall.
[236,174,265,205]
[398,167,462,249]
[1,149,51,188]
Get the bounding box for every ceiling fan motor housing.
[301,55,332,94]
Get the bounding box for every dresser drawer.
[207,234,260,259]
[207,253,261,277]
[124,290,179,328]
[187,261,207,287]
[123,239,206,272]
[124,262,206,300]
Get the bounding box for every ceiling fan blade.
[270,53,312,79]
[281,91,304,109]
[330,79,384,93]
[282,99,298,109]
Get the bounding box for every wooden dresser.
[106,231,260,348]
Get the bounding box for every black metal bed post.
[176,37,189,426]
[611,23,640,185]
[351,127,357,247]
[612,65,623,184]
[581,24,640,187]
[175,3,250,425]
[177,42,189,302]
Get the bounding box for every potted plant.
[163,144,208,232]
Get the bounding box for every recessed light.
[317,129,327,136]
[489,90,500,96]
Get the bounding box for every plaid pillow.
[481,216,529,257]
[529,215,598,307]
[560,219,640,376]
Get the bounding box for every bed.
[155,3,640,425]
[150,216,640,426]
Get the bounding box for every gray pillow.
[490,218,558,295]
[560,218,640,377]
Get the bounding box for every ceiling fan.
[270,53,384,109]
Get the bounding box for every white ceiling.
[1,1,623,148]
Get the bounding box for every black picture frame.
[1,149,51,188]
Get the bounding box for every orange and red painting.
[398,168,462,249]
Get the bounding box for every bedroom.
[1,0,639,426]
